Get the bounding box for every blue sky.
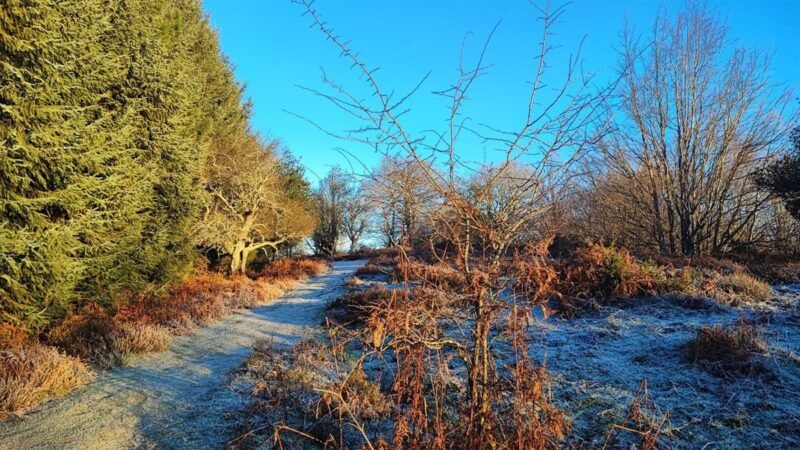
[203,1,799,182]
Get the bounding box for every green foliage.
[756,127,800,220]
[0,0,251,327]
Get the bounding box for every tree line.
[296,2,797,446]
[310,5,800,262]
[0,0,315,329]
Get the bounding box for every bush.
[354,250,400,278]
[46,306,118,362]
[0,344,93,418]
[688,319,767,375]
[259,257,329,281]
[561,243,659,299]
[115,272,288,334]
[0,323,29,350]
[113,323,172,355]
[513,242,559,305]
[750,261,800,283]
[401,260,467,291]
[329,286,395,324]
[713,273,774,305]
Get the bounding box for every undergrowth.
[509,242,778,316]
[228,338,391,449]
[0,257,330,419]
[0,344,92,419]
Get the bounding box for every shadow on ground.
[0,260,365,450]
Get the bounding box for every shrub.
[115,272,287,334]
[688,319,767,375]
[401,260,467,291]
[355,263,388,277]
[750,261,800,283]
[664,267,699,296]
[561,243,659,299]
[713,273,774,305]
[513,242,559,305]
[354,251,400,278]
[113,323,172,355]
[329,286,395,324]
[0,344,93,418]
[46,306,118,362]
[259,257,329,281]
[0,323,29,350]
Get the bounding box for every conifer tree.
[0,0,259,327]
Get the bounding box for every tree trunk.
[230,241,246,273]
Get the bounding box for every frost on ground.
[0,260,365,450]
[530,286,800,449]
[315,272,800,449]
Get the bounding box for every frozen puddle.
[0,260,365,450]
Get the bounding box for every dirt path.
[0,260,365,450]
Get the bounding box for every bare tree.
[312,167,350,257]
[342,178,370,252]
[294,1,612,446]
[593,4,795,256]
[364,155,440,248]
[195,134,316,273]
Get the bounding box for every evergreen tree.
[0,0,257,327]
[756,128,800,221]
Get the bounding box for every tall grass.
[0,344,92,418]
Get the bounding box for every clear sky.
[202,0,799,182]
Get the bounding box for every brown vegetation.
[258,257,329,281]
[229,339,391,449]
[3,257,329,419]
[688,319,768,375]
[113,323,173,356]
[602,380,671,450]
[711,273,774,305]
[0,344,92,418]
[0,324,30,351]
[327,286,395,325]
[559,243,661,299]
[354,250,401,278]
[509,241,779,316]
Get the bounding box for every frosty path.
[0,260,365,450]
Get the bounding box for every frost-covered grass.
[712,272,775,305]
[315,258,800,449]
[533,289,800,448]
[0,344,93,418]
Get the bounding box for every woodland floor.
[0,260,365,450]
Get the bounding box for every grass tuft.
[0,344,93,418]
[113,323,172,355]
[713,273,774,305]
[688,319,768,375]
